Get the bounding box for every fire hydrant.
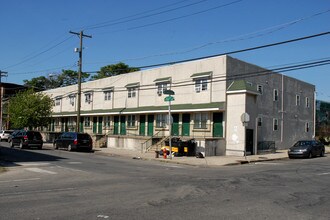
[163,148,167,159]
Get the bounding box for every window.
[157,83,168,96]
[127,115,136,127]
[128,87,136,98]
[104,90,112,101]
[257,85,263,94]
[156,114,167,128]
[104,116,111,127]
[55,98,61,106]
[69,95,75,106]
[84,117,91,127]
[195,78,208,93]
[273,89,278,101]
[85,93,92,104]
[296,95,300,106]
[273,118,278,131]
[257,117,262,126]
[305,122,310,132]
[194,112,208,129]
[306,97,310,108]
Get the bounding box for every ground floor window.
[127,115,136,127]
[194,112,208,129]
[156,114,167,128]
[104,116,111,127]
[84,117,91,127]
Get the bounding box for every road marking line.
[0,178,40,184]
[0,187,76,196]
[67,162,82,164]
[254,162,281,165]
[25,168,57,174]
[16,162,50,166]
[317,172,330,176]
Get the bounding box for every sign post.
[164,90,175,159]
[241,112,250,160]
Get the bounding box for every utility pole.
[0,70,8,129]
[69,31,92,132]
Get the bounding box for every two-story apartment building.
[43,55,315,156]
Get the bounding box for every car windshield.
[294,141,311,147]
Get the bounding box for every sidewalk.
[93,147,292,167]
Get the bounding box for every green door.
[113,116,119,135]
[139,115,146,136]
[171,114,179,136]
[213,112,223,137]
[182,114,190,136]
[80,117,84,132]
[93,117,97,134]
[147,115,154,136]
[98,117,103,134]
[120,116,126,135]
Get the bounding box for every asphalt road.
[1,143,330,220]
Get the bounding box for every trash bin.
[155,151,159,158]
[186,139,196,156]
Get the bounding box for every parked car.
[288,140,325,159]
[0,130,14,142]
[8,130,22,143]
[9,130,43,149]
[54,132,93,152]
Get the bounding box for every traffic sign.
[164,96,175,102]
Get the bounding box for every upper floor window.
[296,95,300,106]
[306,97,310,108]
[85,93,93,104]
[194,112,208,129]
[104,90,112,101]
[157,83,168,96]
[69,95,75,106]
[128,87,136,98]
[195,78,208,93]
[273,118,278,131]
[257,117,262,126]
[257,84,263,94]
[156,114,167,128]
[273,89,278,101]
[55,97,61,106]
[127,115,136,127]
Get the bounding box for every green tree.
[23,70,90,90]
[91,62,139,80]
[8,89,53,129]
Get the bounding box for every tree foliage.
[8,89,53,129]
[91,62,139,80]
[23,70,90,91]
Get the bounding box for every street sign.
[163,90,175,95]
[164,96,175,102]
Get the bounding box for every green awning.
[190,71,212,79]
[125,82,139,88]
[154,77,171,83]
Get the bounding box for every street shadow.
[0,146,67,168]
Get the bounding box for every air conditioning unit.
[195,87,201,93]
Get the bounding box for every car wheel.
[320,150,325,157]
[68,144,72,152]
[9,140,14,148]
[38,145,42,150]
[53,143,58,150]
[308,152,313,158]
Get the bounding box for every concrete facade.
[43,55,315,156]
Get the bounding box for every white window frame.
[84,117,91,127]
[128,87,136,98]
[157,83,168,96]
[156,114,167,128]
[273,89,278,101]
[273,118,278,131]
[55,98,61,106]
[127,115,136,128]
[195,78,208,93]
[104,90,112,101]
[104,116,111,127]
[69,95,75,106]
[85,93,93,104]
[194,112,208,129]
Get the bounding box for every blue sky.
[1,0,329,101]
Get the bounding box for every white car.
[0,130,14,142]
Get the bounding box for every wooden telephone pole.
[0,70,8,129]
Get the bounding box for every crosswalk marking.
[25,167,57,174]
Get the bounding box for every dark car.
[9,130,43,149]
[54,132,93,152]
[288,140,325,159]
